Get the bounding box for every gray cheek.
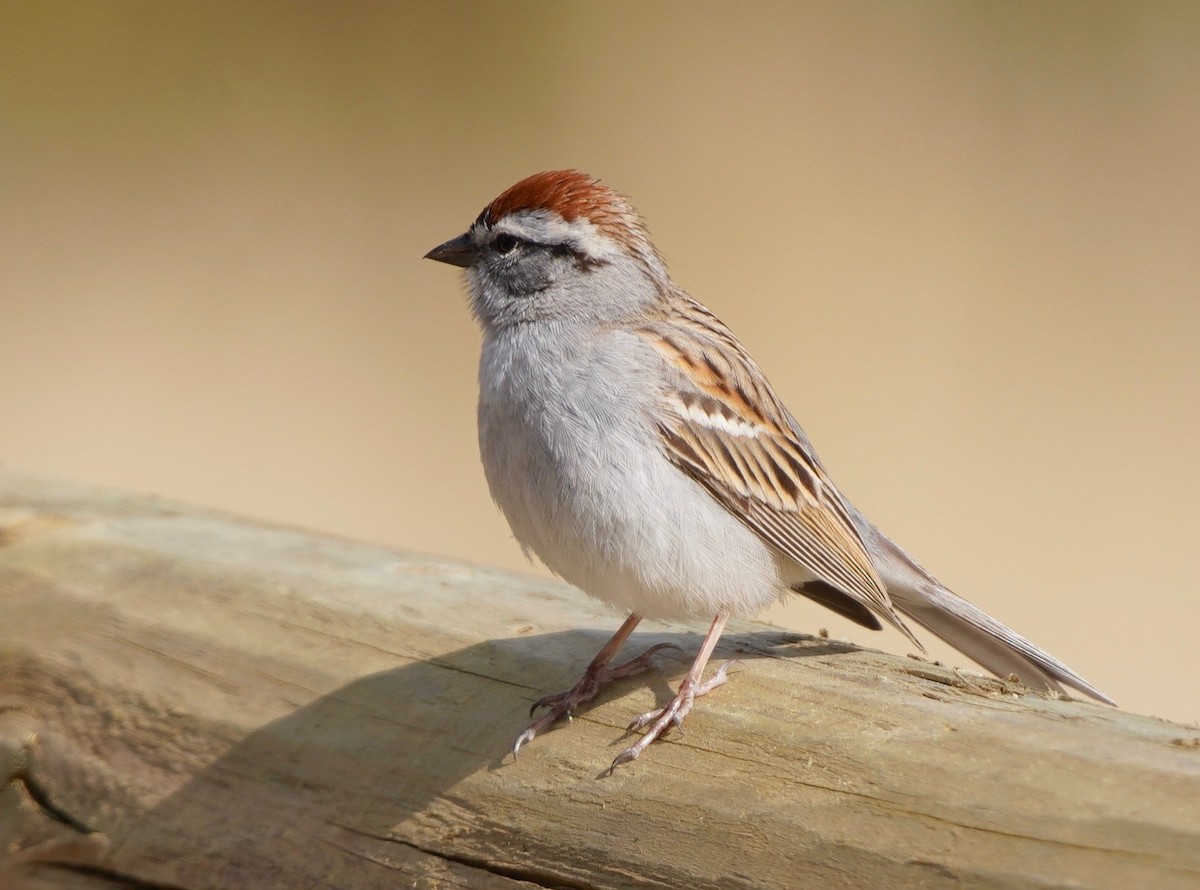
[476,255,557,300]
[508,268,552,294]
[508,253,564,294]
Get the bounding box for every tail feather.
[852,510,1115,706]
[890,580,1115,705]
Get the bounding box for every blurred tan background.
[3,2,1197,725]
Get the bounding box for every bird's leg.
[512,613,679,757]
[610,612,731,771]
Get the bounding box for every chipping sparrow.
[426,170,1113,770]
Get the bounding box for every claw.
[512,728,536,759]
[608,748,638,774]
[513,614,736,768]
[511,634,677,757]
[607,657,733,772]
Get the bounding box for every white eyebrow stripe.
[494,209,622,260]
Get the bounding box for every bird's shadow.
[100,628,855,886]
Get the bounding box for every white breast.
[477,324,790,620]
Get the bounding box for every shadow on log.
[1,472,1198,889]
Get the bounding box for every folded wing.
[637,296,922,649]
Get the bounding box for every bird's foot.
[512,642,680,758]
[609,660,736,772]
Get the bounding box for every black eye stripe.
[489,233,580,261]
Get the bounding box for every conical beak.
[424,232,478,268]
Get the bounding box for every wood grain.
[1,472,1197,889]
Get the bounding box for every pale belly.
[476,327,795,620]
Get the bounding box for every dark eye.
[492,233,519,254]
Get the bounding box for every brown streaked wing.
[640,306,922,648]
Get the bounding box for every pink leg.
[610,612,732,772]
[512,613,679,757]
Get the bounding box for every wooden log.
[0,471,1197,889]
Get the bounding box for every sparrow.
[426,170,1113,770]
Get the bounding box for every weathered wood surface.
[0,472,1197,890]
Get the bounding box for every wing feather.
[638,297,922,648]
